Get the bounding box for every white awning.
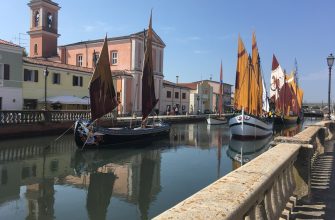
[39,96,90,105]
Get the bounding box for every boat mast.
[247,55,252,113]
[295,58,299,114]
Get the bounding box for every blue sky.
[1,0,335,102]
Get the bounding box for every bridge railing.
[154,121,335,220]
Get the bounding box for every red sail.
[142,12,158,120]
[89,36,118,120]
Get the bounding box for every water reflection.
[227,120,310,170]
[227,136,272,170]
[72,148,162,220]
[0,121,316,220]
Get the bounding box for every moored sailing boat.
[207,61,227,125]
[270,55,303,124]
[229,33,273,139]
[74,13,170,148]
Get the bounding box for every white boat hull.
[229,114,273,139]
[206,116,227,125]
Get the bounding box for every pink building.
[27,0,166,115]
[58,31,165,115]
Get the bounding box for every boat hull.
[74,119,170,148]
[206,116,227,125]
[229,114,273,140]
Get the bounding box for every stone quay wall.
[0,110,216,139]
[154,120,335,220]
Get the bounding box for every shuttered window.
[23,69,38,82]
[73,75,83,87]
[4,64,9,80]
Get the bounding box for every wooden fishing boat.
[207,62,227,125]
[229,33,273,139]
[74,13,170,148]
[270,55,304,125]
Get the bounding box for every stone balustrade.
[0,110,117,125]
[0,110,211,125]
[154,120,335,220]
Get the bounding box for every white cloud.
[176,36,201,43]
[194,50,209,54]
[83,25,95,32]
[217,33,236,41]
[83,22,129,33]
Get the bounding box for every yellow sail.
[234,36,249,111]
[251,32,263,116]
[287,72,304,113]
[249,55,258,115]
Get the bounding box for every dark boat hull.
[74,120,170,148]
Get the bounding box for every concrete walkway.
[291,140,335,220]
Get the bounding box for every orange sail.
[287,72,304,116]
[251,32,263,116]
[234,36,249,111]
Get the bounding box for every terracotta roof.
[163,80,191,90]
[179,82,198,90]
[22,57,133,78]
[23,57,92,73]
[193,79,233,86]
[0,39,21,48]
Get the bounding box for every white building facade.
[0,40,24,110]
[161,80,190,115]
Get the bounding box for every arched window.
[34,44,38,55]
[47,12,53,28]
[34,11,40,27]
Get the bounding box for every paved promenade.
[291,139,335,219]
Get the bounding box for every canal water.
[0,118,320,220]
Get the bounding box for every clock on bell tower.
[27,0,60,58]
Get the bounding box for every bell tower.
[28,0,60,58]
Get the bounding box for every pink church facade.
[27,0,166,115]
[58,31,165,115]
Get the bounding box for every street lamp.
[327,53,334,119]
[43,67,49,110]
[197,95,200,115]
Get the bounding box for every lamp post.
[43,67,49,110]
[327,53,334,119]
[197,95,200,115]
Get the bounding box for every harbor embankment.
[154,120,335,219]
[0,110,231,139]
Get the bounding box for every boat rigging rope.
[54,124,74,142]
